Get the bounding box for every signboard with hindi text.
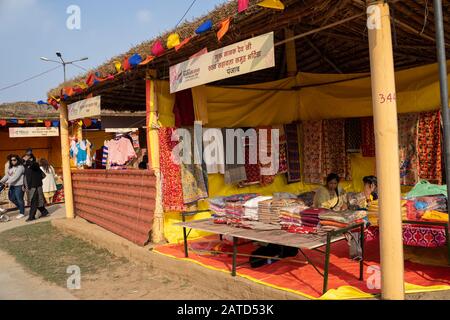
[169,32,275,93]
[68,96,101,121]
[9,127,59,138]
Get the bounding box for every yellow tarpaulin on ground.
[155,61,446,243]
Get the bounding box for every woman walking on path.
[0,155,26,219]
[39,158,57,204]
[23,158,49,222]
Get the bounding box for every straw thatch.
[48,0,450,106]
[0,102,59,119]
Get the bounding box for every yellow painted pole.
[366,0,405,299]
[59,102,75,219]
[146,73,164,243]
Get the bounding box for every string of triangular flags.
[49,0,284,103]
[0,118,101,128]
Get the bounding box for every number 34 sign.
[378,92,396,104]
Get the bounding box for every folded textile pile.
[404,195,447,221]
[224,193,260,225]
[208,196,227,224]
[284,225,318,235]
[258,199,275,224]
[318,210,367,231]
[300,208,328,227]
[279,204,309,229]
[243,196,272,221]
[367,199,408,226]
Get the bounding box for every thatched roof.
[0,102,59,119]
[0,102,145,119]
[49,0,450,108]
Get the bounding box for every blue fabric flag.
[52,120,60,127]
[195,20,213,34]
[37,100,48,105]
[128,54,142,67]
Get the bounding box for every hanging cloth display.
[159,128,185,211]
[302,120,323,184]
[322,119,351,181]
[173,89,195,127]
[284,122,301,183]
[398,113,419,186]
[361,117,376,157]
[417,111,442,184]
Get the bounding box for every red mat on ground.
[154,236,450,299]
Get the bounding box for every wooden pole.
[366,0,405,300]
[146,71,164,244]
[59,102,75,219]
[284,28,297,77]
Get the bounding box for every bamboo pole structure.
[59,102,75,219]
[366,0,405,299]
[433,0,450,263]
[146,71,165,244]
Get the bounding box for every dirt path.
[0,250,77,300]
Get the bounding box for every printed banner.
[68,96,101,121]
[9,127,59,138]
[170,32,275,93]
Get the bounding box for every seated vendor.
[347,175,378,210]
[313,173,348,211]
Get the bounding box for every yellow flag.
[113,61,122,73]
[37,119,44,123]
[257,0,285,10]
[167,33,181,49]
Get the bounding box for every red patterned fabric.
[417,111,442,184]
[366,225,447,248]
[159,128,185,211]
[241,136,260,185]
[259,127,276,186]
[322,119,351,180]
[302,121,323,184]
[361,117,376,157]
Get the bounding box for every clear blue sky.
[0,0,228,103]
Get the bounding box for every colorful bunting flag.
[175,37,192,51]
[10,119,18,124]
[83,118,92,127]
[128,54,142,67]
[151,40,165,57]
[0,120,6,126]
[238,0,249,13]
[114,61,122,73]
[217,18,231,41]
[167,33,181,49]
[86,73,95,86]
[91,119,98,124]
[36,100,48,105]
[37,119,44,123]
[195,20,213,34]
[64,87,75,97]
[52,120,60,127]
[257,0,285,10]
[18,120,25,124]
[139,55,155,65]
[44,120,51,128]
[122,57,131,71]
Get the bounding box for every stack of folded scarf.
[300,208,327,227]
[405,195,447,221]
[243,196,272,221]
[284,225,318,234]
[368,199,408,226]
[224,193,260,225]
[279,204,309,229]
[209,197,227,224]
[318,210,367,231]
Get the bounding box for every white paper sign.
[68,96,101,121]
[9,127,59,138]
[169,32,275,93]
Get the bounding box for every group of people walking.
[0,149,57,222]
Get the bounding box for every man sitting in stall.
[313,173,348,211]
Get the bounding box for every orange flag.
[139,55,155,65]
[18,120,25,124]
[175,36,192,52]
[217,18,231,41]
